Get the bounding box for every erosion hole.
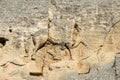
[74,23,81,32]
[29,72,42,76]
[0,37,9,46]
[9,29,12,33]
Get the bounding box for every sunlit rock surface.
[0,0,120,80]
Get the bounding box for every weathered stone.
[49,18,81,49]
[116,54,120,80]
[30,19,49,60]
[79,61,116,80]
[1,0,120,80]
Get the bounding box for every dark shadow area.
[9,29,12,33]
[74,23,81,32]
[0,37,9,46]
[29,72,42,76]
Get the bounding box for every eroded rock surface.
[1,0,120,80]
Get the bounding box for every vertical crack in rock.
[113,56,118,80]
[65,43,72,60]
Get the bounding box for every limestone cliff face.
[0,0,120,80]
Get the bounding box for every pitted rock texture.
[1,0,120,80]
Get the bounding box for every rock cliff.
[0,0,120,80]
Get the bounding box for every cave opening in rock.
[0,37,9,46]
